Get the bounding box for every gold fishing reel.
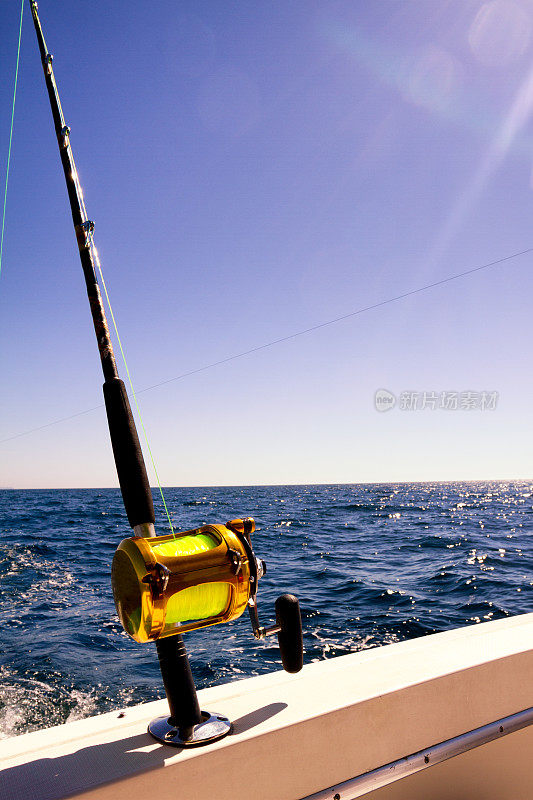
[111,517,303,673]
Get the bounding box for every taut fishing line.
[87,230,176,536]
[1,243,531,446]
[0,0,24,280]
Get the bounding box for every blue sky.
[1,0,532,489]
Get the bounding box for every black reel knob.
[275,594,303,673]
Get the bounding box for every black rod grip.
[156,635,203,738]
[103,378,155,528]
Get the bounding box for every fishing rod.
[29,0,303,746]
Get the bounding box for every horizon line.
[2,476,532,491]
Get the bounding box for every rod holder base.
[148,711,232,747]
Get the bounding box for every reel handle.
[275,594,304,674]
[227,519,304,673]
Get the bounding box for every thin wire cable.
[0,0,24,279]
[0,243,531,446]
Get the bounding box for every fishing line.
[88,231,175,536]
[0,0,24,280]
[138,245,533,395]
[1,244,530,447]
[68,150,175,533]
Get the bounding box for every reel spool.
[112,516,303,745]
[112,521,253,642]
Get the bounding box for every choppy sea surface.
[1,482,532,738]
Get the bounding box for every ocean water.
[0,481,532,739]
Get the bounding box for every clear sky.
[0,0,532,489]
